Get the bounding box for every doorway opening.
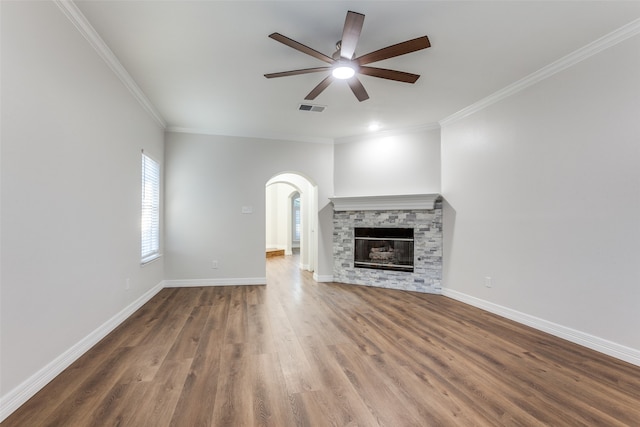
[265,172,317,273]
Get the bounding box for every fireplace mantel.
[330,193,441,211]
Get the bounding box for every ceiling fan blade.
[340,11,365,59]
[305,75,335,100]
[347,77,369,102]
[264,67,331,79]
[269,33,335,64]
[356,36,431,65]
[358,66,420,83]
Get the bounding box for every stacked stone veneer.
[333,201,442,293]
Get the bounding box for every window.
[292,194,301,242]
[141,152,160,263]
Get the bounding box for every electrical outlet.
[211,260,219,269]
[484,276,492,288]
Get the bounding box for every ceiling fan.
[264,11,431,102]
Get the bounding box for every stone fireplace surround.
[330,194,442,294]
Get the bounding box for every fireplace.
[354,227,414,272]
[330,193,442,294]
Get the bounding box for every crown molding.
[53,0,166,129]
[166,126,335,145]
[334,122,441,145]
[440,17,640,127]
[167,123,441,145]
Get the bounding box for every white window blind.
[141,153,160,263]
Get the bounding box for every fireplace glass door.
[354,227,414,272]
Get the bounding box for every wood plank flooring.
[3,255,640,426]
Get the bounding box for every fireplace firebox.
[354,227,414,272]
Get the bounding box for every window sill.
[141,253,162,266]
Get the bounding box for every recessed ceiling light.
[368,122,381,131]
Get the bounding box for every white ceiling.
[74,1,640,142]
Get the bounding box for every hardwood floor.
[4,255,640,426]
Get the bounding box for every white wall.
[1,0,164,408]
[164,132,333,282]
[265,184,278,249]
[441,35,640,356]
[334,127,441,196]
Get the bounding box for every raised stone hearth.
[330,194,442,294]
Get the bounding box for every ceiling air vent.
[298,104,326,113]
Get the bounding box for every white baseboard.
[163,277,266,287]
[441,288,640,367]
[314,273,334,283]
[0,281,164,422]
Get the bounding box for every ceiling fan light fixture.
[332,65,356,80]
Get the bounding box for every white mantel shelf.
[329,194,441,211]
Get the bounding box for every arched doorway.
[265,172,317,272]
